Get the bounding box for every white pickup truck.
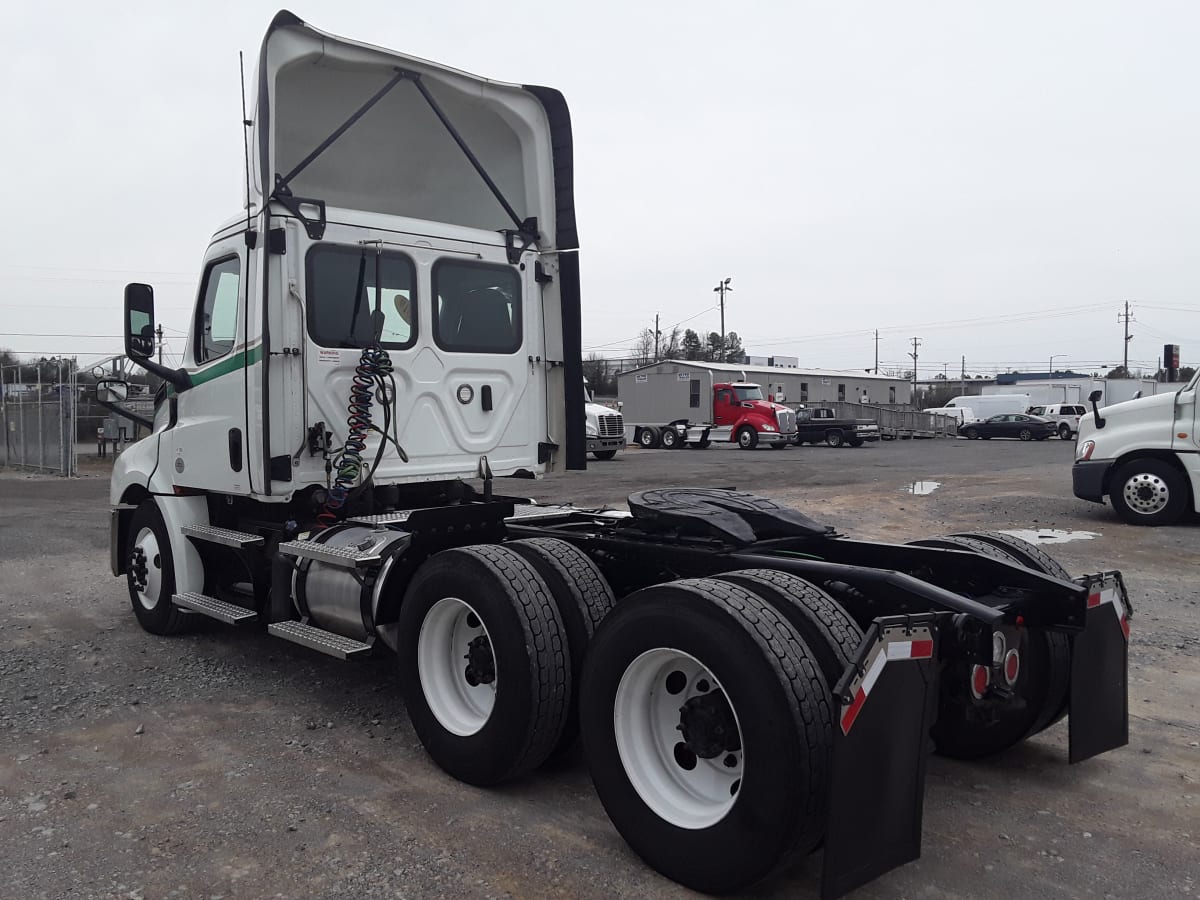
[1073,376,1199,525]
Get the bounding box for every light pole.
[1048,354,1064,379]
[713,278,732,362]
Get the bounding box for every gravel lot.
[1,438,1197,900]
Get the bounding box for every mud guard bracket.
[822,613,943,900]
[1068,572,1130,764]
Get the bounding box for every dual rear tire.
[403,551,859,892]
[580,577,840,893]
[397,539,615,785]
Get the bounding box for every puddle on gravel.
[998,528,1100,544]
[901,481,941,495]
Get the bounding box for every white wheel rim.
[417,597,496,736]
[613,648,744,829]
[739,432,751,447]
[131,526,162,611]
[1123,472,1169,515]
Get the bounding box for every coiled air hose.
[317,346,406,528]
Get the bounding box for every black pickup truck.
[794,407,882,447]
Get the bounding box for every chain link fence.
[1,362,79,476]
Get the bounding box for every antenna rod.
[239,51,253,237]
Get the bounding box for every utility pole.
[874,329,879,374]
[713,278,732,362]
[908,337,922,404]
[1119,301,1134,371]
[156,323,165,366]
[961,355,966,395]
[654,313,660,362]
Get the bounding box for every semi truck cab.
[1073,374,1199,525]
[712,381,796,448]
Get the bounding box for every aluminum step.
[277,539,381,568]
[181,524,264,549]
[173,592,258,624]
[267,621,372,660]
[346,511,412,526]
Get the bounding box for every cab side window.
[195,256,241,364]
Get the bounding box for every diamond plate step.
[277,540,381,568]
[173,592,258,624]
[346,511,412,526]
[181,524,265,548]
[267,621,372,659]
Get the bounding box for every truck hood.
[1079,390,1180,452]
[253,10,572,246]
[746,401,791,416]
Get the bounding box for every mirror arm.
[96,393,154,429]
[129,356,192,392]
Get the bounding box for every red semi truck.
[620,376,798,449]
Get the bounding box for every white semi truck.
[97,12,1132,897]
[1073,376,1199,525]
[583,379,624,460]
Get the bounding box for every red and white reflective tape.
[840,628,935,735]
[1087,581,1130,640]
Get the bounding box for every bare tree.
[633,328,656,366]
[660,327,683,360]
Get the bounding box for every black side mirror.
[1087,389,1105,429]
[95,378,129,404]
[122,282,192,391]
[124,283,156,360]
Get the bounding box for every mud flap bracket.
[1068,571,1130,764]
[822,613,943,900]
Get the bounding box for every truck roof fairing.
[253,10,577,251]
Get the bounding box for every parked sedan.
[959,413,1057,441]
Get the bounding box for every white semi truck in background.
[583,378,624,459]
[95,11,1132,897]
[1073,376,1199,525]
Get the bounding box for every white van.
[942,394,1030,421]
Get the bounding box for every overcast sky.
[2,0,1197,378]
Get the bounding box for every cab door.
[712,388,736,425]
[169,236,252,494]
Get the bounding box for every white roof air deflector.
[254,11,560,250]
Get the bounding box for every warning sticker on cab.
[318,349,340,364]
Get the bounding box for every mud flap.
[821,614,942,900]
[1068,572,1130,764]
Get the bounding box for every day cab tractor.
[624,379,798,450]
[1074,381,1199,525]
[97,12,1131,897]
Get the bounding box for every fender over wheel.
[397,545,570,785]
[127,501,189,636]
[580,578,831,893]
